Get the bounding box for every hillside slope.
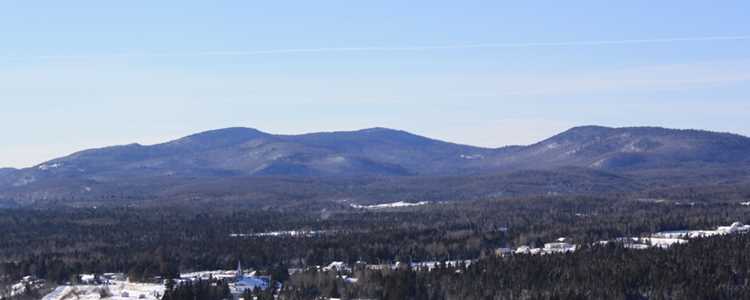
[491,126,750,170]
[1,125,749,206]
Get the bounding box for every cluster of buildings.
[77,273,127,285]
[600,221,750,250]
[41,279,164,300]
[39,263,272,300]
[177,262,271,296]
[313,259,475,274]
[494,238,578,256]
[7,275,46,298]
[494,222,750,256]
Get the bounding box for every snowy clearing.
[230,230,327,238]
[42,280,164,300]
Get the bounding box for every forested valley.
[2,191,750,299]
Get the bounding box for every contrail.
[6,35,750,60]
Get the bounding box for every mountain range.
[2,125,750,207]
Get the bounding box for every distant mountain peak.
[568,125,613,131]
[182,127,267,139]
[558,125,748,140]
[167,127,270,148]
[357,127,401,133]
[557,125,613,135]
[550,125,699,142]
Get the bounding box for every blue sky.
[1,1,749,167]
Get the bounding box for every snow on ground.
[649,222,750,240]
[230,230,327,238]
[635,237,688,249]
[717,222,750,234]
[322,261,350,272]
[42,280,163,300]
[514,242,577,255]
[515,222,750,256]
[362,260,474,272]
[598,222,750,250]
[599,237,688,250]
[38,163,61,170]
[350,201,430,209]
[179,269,238,281]
[410,260,473,271]
[8,276,46,297]
[459,154,484,160]
[512,237,578,256]
[651,229,728,239]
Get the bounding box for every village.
[1,221,746,300]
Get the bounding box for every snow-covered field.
[511,222,750,256]
[350,201,430,209]
[230,230,327,238]
[598,222,750,250]
[40,268,270,300]
[42,280,164,300]
[630,237,688,249]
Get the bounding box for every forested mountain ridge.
[504,126,750,170]
[1,125,749,207]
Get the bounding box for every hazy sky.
[2,1,750,168]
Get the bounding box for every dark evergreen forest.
[1,193,750,299]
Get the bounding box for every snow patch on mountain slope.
[350,201,430,209]
[460,154,484,160]
[38,163,62,170]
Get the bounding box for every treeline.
[0,250,180,284]
[161,277,278,300]
[281,234,750,300]
[161,278,231,300]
